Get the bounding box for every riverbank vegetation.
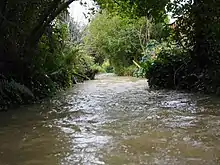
[84,10,170,76]
[91,0,220,95]
[0,0,97,109]
[1,0,219,109]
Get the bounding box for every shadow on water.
[0,73,220,165]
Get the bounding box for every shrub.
[146,46,191,89]
[123,65,137,76]
[91,64,106,73]
[102,60,114,73]
[146,45,220,95]
[0,21,95,110]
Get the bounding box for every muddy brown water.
[0,74,220,165]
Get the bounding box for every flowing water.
[0,74,220,165]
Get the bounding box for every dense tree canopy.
[95,0,169,20]
[92,0,220,94]
[0,0,98,109]
[83,10,168,75]
[1,0,220,109]
[95,0,220,64]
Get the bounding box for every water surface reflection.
[0,74,220,165]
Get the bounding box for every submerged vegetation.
[0,0,219,109]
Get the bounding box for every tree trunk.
[193,0,206,66]
[29,0,61,39]
[28,0,75,48]
[192,0,218,67]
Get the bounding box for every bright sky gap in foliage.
[69,0,177,25]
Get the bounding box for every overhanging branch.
[29,0,76,47]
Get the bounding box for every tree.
[0,0,98,108]
[96,0,220,66]
[0,0,76,83]
[83,11,164,75]
[95,0,169,21]
[167,0,220,66]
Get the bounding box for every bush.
[146,46,191,89]
[123,65,137,76]
[146,45,220,95]
[102,60,114,73]
[0,21,95,110]
[91,64,106,73]
[111,65,136,76]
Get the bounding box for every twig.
[173,57,188,88]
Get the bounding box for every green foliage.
[167,0,220,64]
[145,0,220,95]
[1,0,219,110]
[151,23,171,41]
[29,22,74,97]
[146,45,220,95]
[96,0,169,21]
[95,0,220,95]
[133,40,166,78]
[0,0,85,109]
[122,65,137,76]
[0,0,75,56]
[84,11,165,76]
[0,18,95,109]
[102,60,113,73]
[91,64,106,73]
[146,46,191,89]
